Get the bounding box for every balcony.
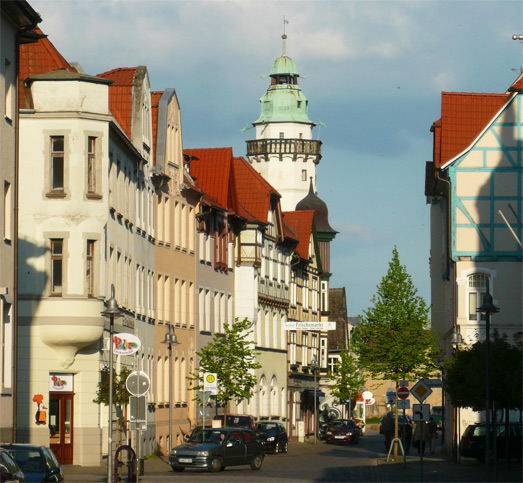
[246,138,322,161]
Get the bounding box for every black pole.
[485,307,490,481]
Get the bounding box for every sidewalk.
[377,451,522,482]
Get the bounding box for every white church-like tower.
[246,34,322,211]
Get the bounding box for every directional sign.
[385,388,396,405]
[397,386,409,400]
[422,379,443,388]
[413,403,430,422]
[411,379,432,403]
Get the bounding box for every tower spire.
[282,16,289,55]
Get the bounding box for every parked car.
[431,405,443,430]
[0,444,63,482]
[325,419,361,445]
[169,427,264,473]
[255,421,288,453]
[459,422,522,463]
[0,447,25,482]
[212,414,255,431]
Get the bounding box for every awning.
[303,389,326,398]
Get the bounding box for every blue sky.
[31,0,523,315]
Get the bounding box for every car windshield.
[256,423,278,432]
[331,420,355,429]
[188,429,228,444]
[8,448,44,474]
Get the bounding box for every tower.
[246,34,322,211]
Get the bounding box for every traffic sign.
[413,403,430,422]
[204,373,218,394]
[411,379,432,403]
[126,371,150,396]
[385,388,396,405]
[397,387,409,400]
[422,379,443,388]
[398,399,410,410]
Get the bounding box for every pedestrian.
[427,417,438,454]
[400,419,413,454]
[413,421,430,455]
[382,412,395,451]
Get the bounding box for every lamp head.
[162,332,180,345]
[449,325,464,349]
[101,284,123,318]
[477,285,499,315]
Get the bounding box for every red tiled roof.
[151,91,162,166]
[508,73,523,92]
[232,156,280,223]
[435,91,511,168]
[184,148,234,211]
[18,27,76,108]
[97,67,138,139]
[283,211,315,260]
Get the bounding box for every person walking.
[382,412,395,451]
[413,420,430,455]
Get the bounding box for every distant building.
[425,73,523,455]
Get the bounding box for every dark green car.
[169,428,264,473]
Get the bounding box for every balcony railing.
[246,138,322,160]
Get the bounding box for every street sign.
[413,403,430,422]
[126,371,150,396]
[362,391,373,400]
[422,379,443,388]
[204,373,218,394]
[129,395,146,421]
[399,380,409,388]
[411,379,432,403]
[385,388,396,405]
[397,387,409,400]
[397,399,410,410]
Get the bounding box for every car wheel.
[250,454,263,470]
[209,456,223,473]
[282,441,288,453]
[172,466,185,472]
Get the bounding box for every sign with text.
[49,374,74,392]
[398,399,411,410]
[204,373,218,394]
[113,333,141,355]
[284,321,336,331]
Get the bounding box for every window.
[279,132,284,139]
[302,333,308,366]
[301,169,307,181]
[290,331,296,365]
[87,137,96,193]
[297,101,302,109]
[51,239,63,295]
[4,58,13,121]
[50,136,64,191]
[468,273,488,321]
[86,240,95,297]
[4,181,11,241]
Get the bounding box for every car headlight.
[171,450,177,455]
[197,450,209,456]
[267,436,275,442]
[327,431,332,435]
[347,432,353,436]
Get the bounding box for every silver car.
[169,428,264,473]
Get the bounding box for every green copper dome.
[253,53,314,126]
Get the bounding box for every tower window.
[297,101,302,109]
[302,169,307,181]
[279,132,284,139]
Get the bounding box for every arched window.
[467,273,489,322]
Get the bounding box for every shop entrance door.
[49,393,73,464]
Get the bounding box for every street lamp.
[477,280,499,481]
[161,324,180,454]
[310,358,319,444]
[101,285,123,483]
[449,325,464,462]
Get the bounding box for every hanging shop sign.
[113,333,141,355]
[49,373,74,392]
[284,321,336,331]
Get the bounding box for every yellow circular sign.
[206,374,216,384]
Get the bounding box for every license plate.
[179,458,192,463]
[335,435,346,439]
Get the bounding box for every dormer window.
[297,101,302,109]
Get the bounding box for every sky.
[30,0,523,315]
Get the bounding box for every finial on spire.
[282,16,289,55]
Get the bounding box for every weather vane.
[283,16,289,39]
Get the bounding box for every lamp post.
[101,285,123,483]
[477,280,499,481]
[161,324,180,454]
[449,324,464,462]
[310,358,319,444]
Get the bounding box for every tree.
[351,247,440,384]
[329,349,365,412]
[93,366,131,407]
[189,317,261,413]
[445,332,522,414]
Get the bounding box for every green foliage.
[445,331,522,413]
[93,366,131,407]
[351,247,440,383]
[188,317,261,410]
[329,349,365,406]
